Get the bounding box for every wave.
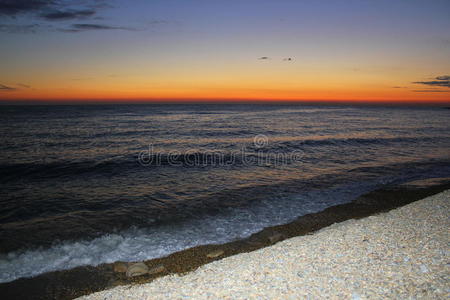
[1,160,449,283]
[0,158,138,183]
[0,153,242,182]
[1,135,447,182]
[268,136,441,149]
[0,180,383,283]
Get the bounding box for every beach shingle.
[78,190,450,300]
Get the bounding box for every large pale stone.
[206,249,224,258]
[126,262,149,278]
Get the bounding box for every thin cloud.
[147,20,169,25]
[41,9,96,21]
[0,0,109,17]
[71,77,92,81]
[17,83,31,88]
[0,23,43,33]
[413,75,450,88]
[0,84,17,91]
[0,0,53,16]
[61,23,135,32]
[88,1,113,10]
[412,89,449,93]
[0,0,112,34]
[1,1,162,34]
[258,57,270,60]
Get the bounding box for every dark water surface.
[0,104,449,282]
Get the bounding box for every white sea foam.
[0,180,392,283]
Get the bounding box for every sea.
[0,103,449,283]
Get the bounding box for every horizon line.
[0,98,449,106]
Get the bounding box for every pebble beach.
[78,190,450,299]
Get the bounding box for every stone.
[352,292,361,300]
[268,233,285,244]
[126,262,149,278]
[148,265,167,275]
[107,278,124,287]
[246,240,264,247]
[206,249,225,258]
[420,264,428,273]
[113,262,128,273]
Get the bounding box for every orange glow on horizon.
[1,85,449,104]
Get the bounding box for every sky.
[0,0,449,103]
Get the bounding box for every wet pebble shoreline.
[79,190,450,299]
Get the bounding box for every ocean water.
[0,103,449,283]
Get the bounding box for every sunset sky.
[0,0,449,103]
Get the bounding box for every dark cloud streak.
[0,0,54,16]
[412,89,449,93]
[0,84,17,91]
[413,75,450,88]
[1,1,157,34]
[1,1,163,35]
[60,23,135,32]
[0,0,108,26]
[41,9,96,21]
[0,23,43,33]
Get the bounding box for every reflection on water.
[0,104,449,254]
